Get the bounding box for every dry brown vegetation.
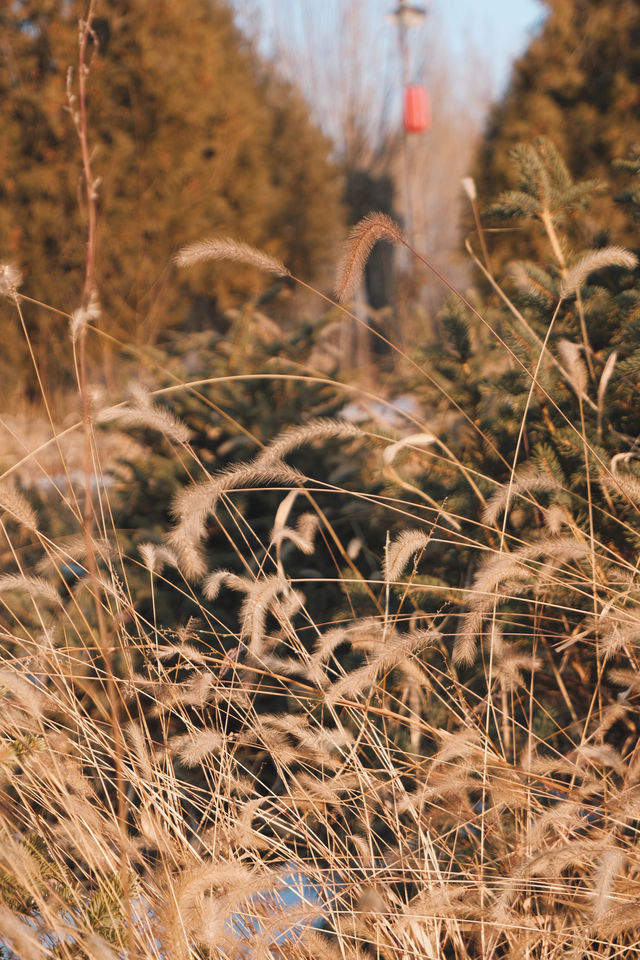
[3,6,640,960]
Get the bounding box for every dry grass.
[2,241,640,959]
[2,19,640,960]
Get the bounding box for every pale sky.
[233,1,546,99]
[437,0,545,93]
[229,0,548,283]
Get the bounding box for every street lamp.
[389,2,429,134]
[388,0,429,251]
[387,4,427,29]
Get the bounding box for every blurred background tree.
[474,0,640,272]
[0,0,345,394]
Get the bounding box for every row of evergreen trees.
[0,0,345,386]
[4,1,640,371]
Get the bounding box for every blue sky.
[437,0,545,93]
[230,0,547,160]
[233,1,546,98]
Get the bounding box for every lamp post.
[388,2,428,246]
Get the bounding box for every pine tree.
[473,0,640,271]
[0,1,344,389]
[410,138,640,745]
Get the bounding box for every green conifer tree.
[473,0,640,271]
[410,138,640,749]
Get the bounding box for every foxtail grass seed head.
[482,467,563,525]
[174,236,289,277]
[138,542,178,575]
[557,338,588,396]
[334,212,404,302]
[70,289,101,342]
[256,418,362,467]
[0,906,47,960]
[202,569,250,601]
[170,729,225,766]
[0,483,38,532]
[607,451,640,503]
[98,392,191,445]
[560,246,638,298]
[384,529,431,582]
[0,573,60,604]
[168,461,305,579]
[270,512,318,556]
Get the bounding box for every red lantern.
[403,84,430,133]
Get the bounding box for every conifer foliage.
[475,0,640,269]
[415,138,640,733]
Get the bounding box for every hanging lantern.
[403,84,430,133]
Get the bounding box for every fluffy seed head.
[560,246,638,298]
[557,339,588,397]
[174,236,289,277]
[0,483,38,532]
[70,290,101,343]
[98,389,191,444]
[384,529,432,582]
[334,213,404,302]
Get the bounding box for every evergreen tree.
[0,1,344,388]
[473,0,640,271]
[409,138,640,750]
